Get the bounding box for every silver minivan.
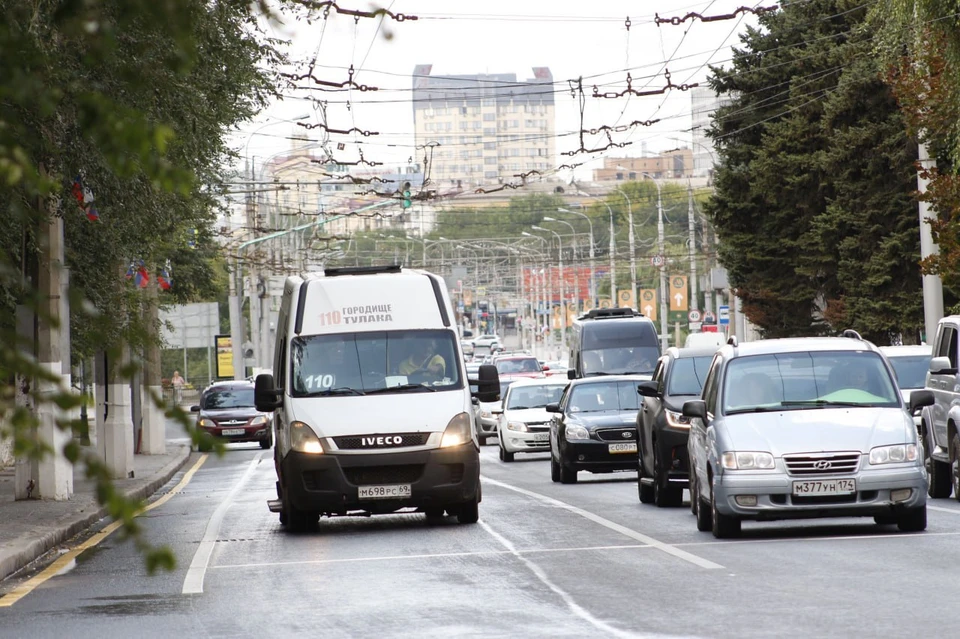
[684,333,933,538]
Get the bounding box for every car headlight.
[869,444,918,465]
[721,451,775,470]
[565,424,590,441]
[198,418,215,429]
[250,415,268,426]
[506,421,528,432]
[665,409,692,429]
[290,421,324,454]
[441,412,473,448]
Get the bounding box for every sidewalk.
[0,441,191,582]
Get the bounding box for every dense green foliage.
[705,0,924,342]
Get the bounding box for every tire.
[560,463,578,484]
[259,437,272,450]
[693,476,712,532]
[638,479,655,504]
[926,426,951,498]
[897,505,927,532]
[499,445,515,463]
[550,455,561,483]
[282,483,317,533]
[424,507,446,521]
[653,446,683,508]
[711,477,741,538]
[198,439,213,453]
[952,433,960,504]
[478,435,488,446]
[457,494,480,524]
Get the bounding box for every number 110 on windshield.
[319,311,342,326]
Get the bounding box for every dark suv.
[191,381,272,451]
[636,347,717,506]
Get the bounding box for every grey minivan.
[684,334,933,538]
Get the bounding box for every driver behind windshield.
[399,339,447,379]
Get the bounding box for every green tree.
[0,0,287,571]
[705,0,923,342]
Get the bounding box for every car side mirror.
[567,369,576,380]
[492,408,503,415]
[637,381,659,398]
[542,365,550,371]
[910,389,935,414]
[930,356,956,375]
[255,373,283,412]
[545,403,561,413]
[682,399,708,422]
[190,405,201,413]
[470,364,500,403]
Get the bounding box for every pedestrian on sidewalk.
[171,370,185,404]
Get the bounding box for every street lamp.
[557,207,595,304]
[532,225,566,350]
[614,170,637,311]
[641,172,668,351]
[570,186,617,302]
[522,232,550,341]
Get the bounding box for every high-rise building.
[412,65,556,188]
[690,86,734,179]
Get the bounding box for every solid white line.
[675,530,960,547]
[481,475,723,570]
[211,543,653,570]
[927,505,960,515]
[182,453,264,594]
[480,521,646,639]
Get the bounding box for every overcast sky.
[233,1,766,178]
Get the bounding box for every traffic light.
[401,181,412,209]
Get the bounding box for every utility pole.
[917,142,944,343]
[687,180,699,314]
[617,188,636,308]
[141,271,166,454]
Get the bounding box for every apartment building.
[690,86,734,179]
[592,149,694,181]
[412,65,556,188]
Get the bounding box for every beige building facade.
[592,150,694,182]
[412,65,556,189]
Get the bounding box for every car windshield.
[496,358,542,374]
[506,385,566,409]
[887,355,931,390]
[290,330,462,397]
[722,350,900,415]
[667,356,713,396]
[582,347,659,376]
[569,381,641,413]
[201,388,255,410]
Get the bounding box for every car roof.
[569,374,650,385]
[506,377,569,388]
[717,336,882,358]
[667,346,722,358]
[203,381,254,392]
[879,345,932,357]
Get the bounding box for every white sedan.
[495,377,569,462]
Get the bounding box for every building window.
[470,106,481,115]
[484,170,498,179]
[473,121,481,130]
[484,156,497,165]
[482,98,495,107]
[483,127,496,136]
[629,172,637,179]
[483,113,495,121]
[445,122,452,131]
[459,122,468,131]
[484,142,496,150]
[460,107,467,115]
[616,172,624,180]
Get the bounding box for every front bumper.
[501,428,551,453]
[478,416,498,436]
[559,439,639,473]
[281,445,480,515]
[199,423,270,444]
[713,465,927,520]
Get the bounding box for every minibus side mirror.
[255,373,283,412]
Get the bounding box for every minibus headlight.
[290,421,324,454]
[441,412,473,448]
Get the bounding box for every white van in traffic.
[255,265,499,531]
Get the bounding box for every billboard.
[215,335,234,379]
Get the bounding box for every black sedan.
[636,347,716,506]
[547,376,648,484]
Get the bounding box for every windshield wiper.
[780,399,865,408]
[620,370,652,376]
[726,406,780,415]
[366,383,437,394]
[310,387,365,397]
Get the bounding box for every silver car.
[685,334,934,538]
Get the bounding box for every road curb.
[0,444,192,582]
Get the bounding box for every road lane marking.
[481,475,723,570]
[675,530,960,547]
[927,505,960,515]
[0,454,208,608]
[182,453,263,595]
[211,543,654,570]
[481,520,651,639]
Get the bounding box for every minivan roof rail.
[840,329,864,341]
[726,335,738,347]
[324,264,402,277]
[579,307,642,320]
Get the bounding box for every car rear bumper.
[281,445,480,515]
[713,465,927,520]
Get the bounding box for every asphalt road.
[4,442,960,638]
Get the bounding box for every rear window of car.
[887,355,931,390]
[667,356,713,396]
[496,358,542,374]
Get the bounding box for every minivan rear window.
[582,321,658,349]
